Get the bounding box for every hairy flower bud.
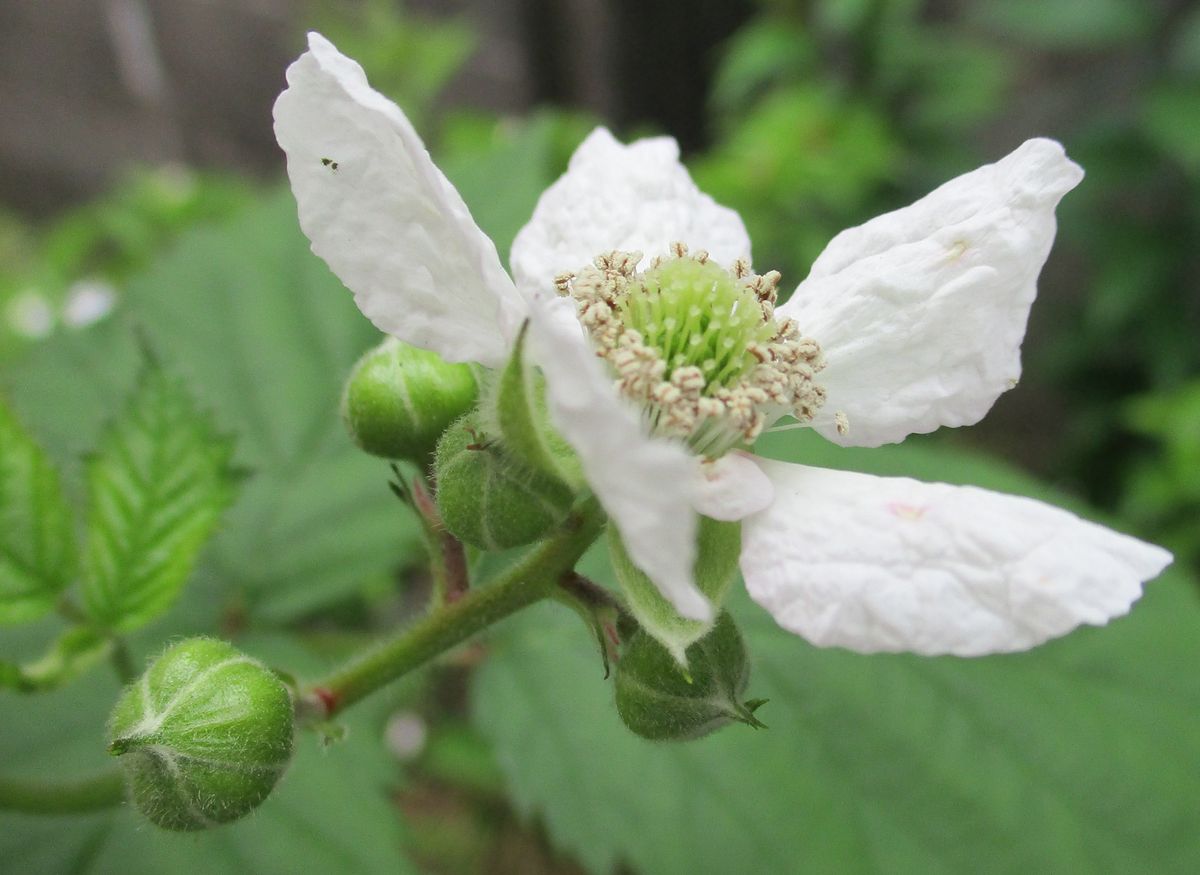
[434,414,574,550]
[342,336,478,462]
[615,611,766,742]
[107,638,294,831]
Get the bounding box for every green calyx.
[107,638,294,831]
[620,256,777,391]
[482,320,582,488]
[608,515,742,667]
[434,414,575,551]
[615,611,767,742]
[342,337,479,463]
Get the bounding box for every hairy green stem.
[0,770,125,815]
[300,496,606,720]
[410,475,468,604]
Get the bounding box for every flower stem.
[0,770,125,815]
[300,496,606,720]
[410,475,468,603]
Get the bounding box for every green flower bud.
[107,638,294,831]
[434,414,574,550]
[342,337,478,463]
[615,611,767,742]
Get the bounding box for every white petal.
[273,33,523,367]
[779,139,1083,447]
[691,452,775,522]
[527,296,711,622]
[510,127,750,295]
[741,460,1172,656]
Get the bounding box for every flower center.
[556,243,826,457]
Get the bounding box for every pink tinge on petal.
[691,452,775,522]
[740,460,1172,656]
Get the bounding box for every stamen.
[558,246,826,458]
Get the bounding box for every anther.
[562,246,827,457]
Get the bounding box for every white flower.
[274,33,1171,657]
[63,279,117,328]
[6,288,55,339]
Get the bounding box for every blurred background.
[1,1,1198,873]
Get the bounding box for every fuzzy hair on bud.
[107,637,295,831]
[434,414,574,551]
[342,336,479,463]
[615,611,767,742]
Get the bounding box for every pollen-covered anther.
[594,249,642,278]
[553,272,575,295]
[559,246,826,457]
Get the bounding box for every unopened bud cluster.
[557,244,826,457]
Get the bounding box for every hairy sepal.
[609,516,741,666]
[484,321,582,489]
[434,413,575,551]
[615,611,766,742]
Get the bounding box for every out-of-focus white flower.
[63,279,117,328]
[384,711,428,760]
[274,33,1171,657]
[6,289,55,339]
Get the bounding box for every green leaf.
[0,626,111,692]
[0,399,75,624]
[80,362,237,632]
[1143,82,1200,174]
[3,191,418,624]
[0,630,417,874]
[969,0,1153,50]
[474,436,1200,873]
[440,111,595,262]
[709,19,815,117]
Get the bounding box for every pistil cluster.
[556,244,826,457]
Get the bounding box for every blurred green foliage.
[0,168,252,360]
[309,0,476,132]
[1124,380,1200,568]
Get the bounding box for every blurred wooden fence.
[0,0,749,216]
